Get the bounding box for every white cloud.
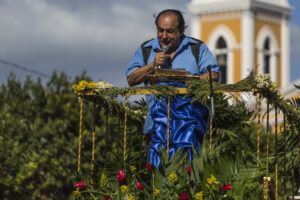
[0,0,191,86]
[1,0,297,85]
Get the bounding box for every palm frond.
[293,84,300,90]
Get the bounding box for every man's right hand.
[154,52,168,67]
[127,52,171,86]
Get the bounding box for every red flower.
[74,180,87,189]
[104,195,112,200]
[186,166,191,176]
[221,184,233,192]
[116,170,126,183]
[146,162,152,171]
[179,193,189,200]
[136,182,144,191]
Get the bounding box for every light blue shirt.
[126,35,219,134]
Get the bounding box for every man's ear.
[179,29,184,36]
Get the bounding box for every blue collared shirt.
[126,35,219,133]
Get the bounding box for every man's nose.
[162,31,168,39]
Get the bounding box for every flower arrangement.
[72,80,112,93]
[72,80,96,93]
[72,73,299,200]
[72,150,234,200]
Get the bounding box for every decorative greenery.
[73,148,235,200]
[71,71,299,200]
[0,70,298,199]
[72,71,300,126]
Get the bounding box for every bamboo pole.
[284,114,287,200]
[90,103,96,185]
[264,97,270,200]
[77,98,83,173]
[257,93,262,184]
[275,106,278,200]
[123,95,128,165]
[167,96,170,158]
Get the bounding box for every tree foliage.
[0,71,93,199]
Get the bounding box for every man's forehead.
[157,14,178,27]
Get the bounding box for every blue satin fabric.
[148,82,209,168]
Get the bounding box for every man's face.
[157,14,183,52]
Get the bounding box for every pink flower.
[179,193,189,200]
[136,182,144,191]
[146,162,152,172]
[186,166,191,176]
[104,195,112,200]
[116,170,126,183]
[74,180,87,189]
[221,184,232,192]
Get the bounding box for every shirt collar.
[145,35,198,52]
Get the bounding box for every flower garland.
[73,72,300,126]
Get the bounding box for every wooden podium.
[146,68,200,85]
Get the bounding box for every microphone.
[162,45,169,53]
[208,66,215,118]
[158,45,169,69]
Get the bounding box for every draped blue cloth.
[148,82,210,168]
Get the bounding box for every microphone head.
[162,45,169,53]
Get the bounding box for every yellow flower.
[130,165,136,173]
[263,74,270,79]
[206,174,220,187]
[78,80,88,91]
[121,185,128,193]
[206,174,215,184]
[194,191,203,200]
[168,171,178,184]
[293,107,297,111]
[100,173,108,187]
[72,80,96,92]
[128,193,135,200]
[265,100,268,104]
[73,190,81,196]
[154,189,160,196]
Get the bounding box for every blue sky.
[289,0,300,82]
[0,0,299,87]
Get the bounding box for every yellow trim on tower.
[233,49,241,83]
[200,12,241,44]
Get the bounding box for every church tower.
[188,0,292,88]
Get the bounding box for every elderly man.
[126,9,219,167]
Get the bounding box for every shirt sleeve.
[198,43,219,75]
[126,46,145,78]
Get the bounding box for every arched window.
[256,27,279,83]
[215,37,227,84]
[263,37,270,74]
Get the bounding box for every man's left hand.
[199,72,219,82]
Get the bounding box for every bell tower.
[188,0,292,88]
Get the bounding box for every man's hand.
[199,72,219,82]
[154,52,169,67]
[128,52,171,86]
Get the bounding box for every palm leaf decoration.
[294,84,300,90]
